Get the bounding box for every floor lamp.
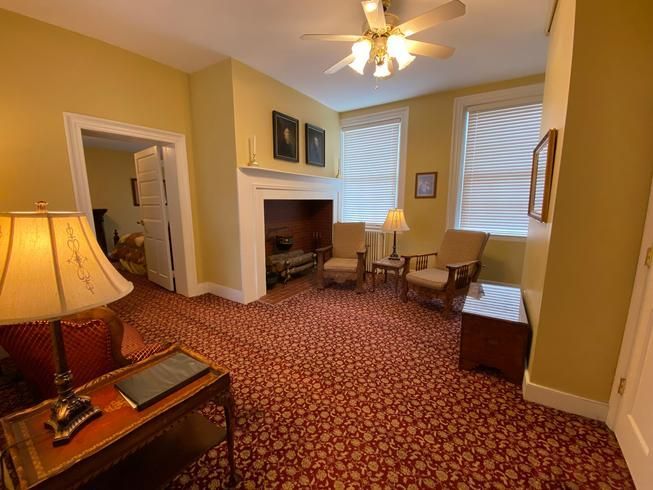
[0,202,133,445]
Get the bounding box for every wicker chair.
[400,229,489,315]
[316,222,367,293]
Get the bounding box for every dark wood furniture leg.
[371,265,377,292]
[223,391,237,488]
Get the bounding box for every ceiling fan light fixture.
[374,57,392,78]
[395,51,416,70]
[386,33,407,58]
[349,57,368,75]
[363,0,379,13]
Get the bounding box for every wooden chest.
[459,283,530,384]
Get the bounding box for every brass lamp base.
[45,319,102,446]
[45,390,102,446]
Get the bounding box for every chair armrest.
[445,260,480,290]
[402,252,438,272]
[315,245,333,254]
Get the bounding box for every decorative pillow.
[0,319,116,399]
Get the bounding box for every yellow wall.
[524,0,653,401]
[231,60,340,178]
[521,0,575,365]
[341,75,544,285]
[0,8,203,274]
[189,59,242,288]
[84,147,141,244]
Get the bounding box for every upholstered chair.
[401,229,490,315]
[316,222,367,293]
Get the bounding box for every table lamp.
[382,208,410,260]
[0,202,133,445]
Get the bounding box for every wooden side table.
[1,345,236,490]
[371,257,405,294]
[459,283,531,384]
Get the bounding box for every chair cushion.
[333,222,366,259]
[406,268,449,290]
[436,229,489,269]
[0,319,116,399]
[324,257,359,272]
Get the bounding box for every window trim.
[340,107,409,229]
[447,84,545,239]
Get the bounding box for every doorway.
[81,131,175,291]
[64,113,199,296]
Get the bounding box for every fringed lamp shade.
[0,209,133,325]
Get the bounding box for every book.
[115,352,210,411]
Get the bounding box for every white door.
[614,247,653,487]
[134,146,174,291]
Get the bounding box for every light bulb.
[351,38,372,59]
[374,58,391,78]
[395,51,416,70]
[349,57,368,75]
[386,33,407,58]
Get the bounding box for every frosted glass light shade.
[0,209,133,324]
[374,58,392,78]
[382,208,410,232]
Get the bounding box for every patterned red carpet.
[1,275,634,489]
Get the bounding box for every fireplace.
[264,199,333,289]
[236,166,342,303]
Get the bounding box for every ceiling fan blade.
[398,0,466,37]
[301,34,361,42]
[405,40,455,59]
[325,54,356,75]
[361,0,386,31]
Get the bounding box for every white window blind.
[341,120,401,226]
[458,102,543,237]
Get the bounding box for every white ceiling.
[82,130,162,153]
[1,0,551,111]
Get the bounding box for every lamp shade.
[382,208,410,233]
[0,206,133,325]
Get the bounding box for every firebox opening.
[264,199,333,292]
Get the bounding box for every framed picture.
[415,172,437,199]
[305,123,326,167]
[528,128,558,222]
[130,178,140,206]
[272,111,299,162]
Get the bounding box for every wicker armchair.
[316,222,367,293]
[400,229,489,315]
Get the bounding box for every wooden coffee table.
[1,345,236,489]
[371,256,405,294]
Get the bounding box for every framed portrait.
[528,129,558,222]
[130,178,140,206]
[415,172,437,199]
[272,111,299,162]
[305,124,326,167]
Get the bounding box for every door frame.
[63,112,199,297]
[606,177,653,428]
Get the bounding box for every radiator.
[365,230,387,272]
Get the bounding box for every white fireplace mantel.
[236,166,343,303]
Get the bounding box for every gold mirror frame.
[528,128,558,222]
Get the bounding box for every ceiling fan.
[301,0,466,79]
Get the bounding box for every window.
[340,108,407,227]
[451,87,543,238]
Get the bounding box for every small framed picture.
[529,129,558,222]
[273,111,299,162]
[130,178,140,206]
[415,172,437,199]
[305,124,326,167]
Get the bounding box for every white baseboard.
[194,282,245,304]
[522,369,609,421]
